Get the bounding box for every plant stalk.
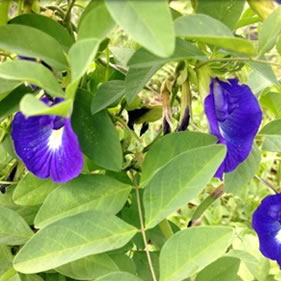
[130,171,157,281]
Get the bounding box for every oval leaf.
[0,207,33,245]
[69,38,100,83]
[96,272,143,281]
[159,226,234,281]
[78,1,115,40]
[72,89,123,171]
[125,65,161,103]
[195,256,240,281]
[0,24,68,70]
[225,143,260,194]
[13,211,137,273]
[144,144,226,228]
[56,254,119,280]
[91,80,125,115]
[141,131,217,186]
[0,60,64,97]
[128,38,206,68]
[13,173,59,207]
[175,14,255,55]
[258,6,281,56]
[9,14,74,51]
[34,174,131,229]
[20,94,72,118]
[105,0,175,57]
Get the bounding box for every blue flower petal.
[11,101,83,183]
[253,194,281,266]
[204,78,262,179]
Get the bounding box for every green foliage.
[159,226,234,281]
[0,1,280,280]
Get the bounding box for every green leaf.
[258,6,281,56]
[20,274,45,281]
[125,65,161,103]
[277,34,281,57]
[19,94,72,118]
[110,47,135,67]
[68,38,100,83]
[96,272,143,281]
[0,79,21,100]
[0,85,30,120]
[72,89,123,171]
[0,24,68,70]
[260,119,281,152]
[159,226,234,281]
[105,0,175,57]
[225,143,261,194]
[144,144,226,229]
[127,38,206,68]
[55,254,119,280]
[34,174,131,229]
[175,14,255,56]
[196,0,245,30]
[91,80,125,115]
[13,173,59,207]
[0,207,33,245]
[0,245,13,276]
[9,14,74,51]
[0,61,64,97]
[133,252,160,281]
[247,68,274,95]
[110,253,136,275]
[235,8,261,29]
[78,0,115,40]
[13,211,137,273]
[141,131,217,186]
[248,61,279,87]
[195,257,240,281]
[260,91,281,118]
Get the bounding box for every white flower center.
[48,128,64,151]
[276,229,281,243]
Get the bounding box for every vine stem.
[0,181,18,185]
[130,171,158,281]
[195,57,281,70]
[255,175,279,194]
[63,0,75,22]
[114,116,142,146]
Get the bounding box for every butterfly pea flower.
[204,78,262,180]
[252,194,281,266]
[11,97,83,183]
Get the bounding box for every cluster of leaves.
[1,0,281,281]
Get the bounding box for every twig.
[114,116,143,146]
[130,171,157,281]
[63,0,75,22]
[195,57,281,70]
[255,175,279,194]
[0,181,18,185]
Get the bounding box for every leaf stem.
[130,171,158,281]
[195,57,281,70]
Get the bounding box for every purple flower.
[275,0,281,4]
[252,194,281,267]
[204,78,262,180]
[11,97,83,183]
